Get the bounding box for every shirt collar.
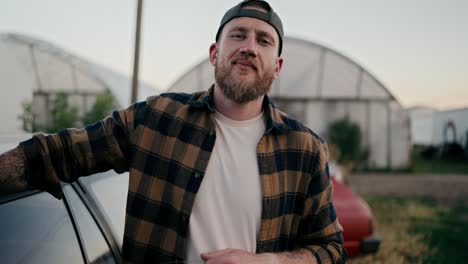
[188,85,291,133]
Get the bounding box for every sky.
[1,0,467,110]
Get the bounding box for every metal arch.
[1,33,113,99]
[164,35,404,110]
[284,36,400,105]
[166,57,212,93]
[316,46,327,99]
[443,120,457,144]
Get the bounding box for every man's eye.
[231,33,243,39]
[259,39,270,45]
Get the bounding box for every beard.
[215,58,275,104]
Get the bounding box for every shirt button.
[209,131,215,137]
[194,173,201,179]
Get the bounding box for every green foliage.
[48,92,79,133]
[326,118,367,165]
[408,201,468,263]
[82,93,115,125]
[412,145,468,174]
[356,196,468,263]
[19,101,34,132]
[20,91,116,133]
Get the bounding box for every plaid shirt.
[20,86,346,263]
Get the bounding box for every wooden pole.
[131,0,143,104]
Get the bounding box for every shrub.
[420,145,438,160]
[20,91,116,133]
[326,118,367,168]
[48,92,80,133]
[82,93,115,125]
[440,142,466,162]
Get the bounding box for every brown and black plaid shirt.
[20,86,346,263]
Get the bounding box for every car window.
[64,185,117,264]
[0,192,84,264]
[79,171,128,247]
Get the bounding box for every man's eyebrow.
[228,26,248,33]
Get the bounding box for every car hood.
[331,177,372,219]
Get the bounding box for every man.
[0,1,346,263]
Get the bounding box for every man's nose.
[239,36,258,57]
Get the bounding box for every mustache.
[232,55,258,71]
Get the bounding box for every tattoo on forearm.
[0,147,29,193]
[276,249,316,264]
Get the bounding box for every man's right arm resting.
[0,146,29,194]
[0,104,139,199]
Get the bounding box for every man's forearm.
[0,147,29,194]
[265,248,317,264]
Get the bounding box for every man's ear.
[273,57,283,79]
[209,43,218,66]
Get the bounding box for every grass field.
[361,146,468,174]
[347,196,468,264]
[411,146,468,174]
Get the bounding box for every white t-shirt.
[186,111,265,263]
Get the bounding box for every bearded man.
[0,1,346,263]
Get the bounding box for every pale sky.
[1,0,467,110]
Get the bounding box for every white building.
[408,106,436,145]
[433,108,468,147]
[167,37,411,170]
[0,33,160,133]
[409,107,468,148]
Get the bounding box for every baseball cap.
[215,0,284,55]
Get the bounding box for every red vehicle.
[331,175,381,257]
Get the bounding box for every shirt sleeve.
[19,102,142,199]
[299,141,347,264]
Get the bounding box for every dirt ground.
[347,173,468,207]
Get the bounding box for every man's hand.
[200,248,317,264]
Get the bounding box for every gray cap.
[215,0,284,55]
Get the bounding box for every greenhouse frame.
[167,37,410,170]
[0,33,159,134]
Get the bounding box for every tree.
[19,101,35,132]
[82,93,115,125]
[327,118,368,169]
[48,92,80,133]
